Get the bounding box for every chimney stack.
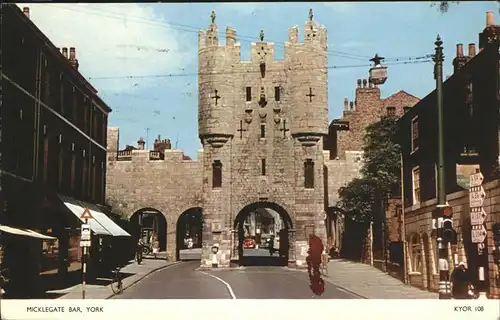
[23,7,30,19]
[62,47,68,59]
[137,137,145,150]
[69,47,79,70]
[468,43,476,58]
[456,43,463,57]
[486,11,494,27]
[344,98,349,110]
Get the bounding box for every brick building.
[399,12,500,296]
[106,10,418,267]
[1,5,127,297]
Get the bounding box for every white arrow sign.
[469,172,484,188]
[469,186,486,208]
[471,224,487,243]
[470,208,487,226]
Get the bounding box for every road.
[112,261,359,299]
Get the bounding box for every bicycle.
[110,266,123,294]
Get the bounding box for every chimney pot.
[357,79,362,88]
[62,48,68,59]
[69,47,76,60]
[362,79,367,88]
[344,98,349,110]
[468,43,476,57]
[486,11,494,27]
[349,101,354,110]
[456,43,463,57]
[23,7,30,19]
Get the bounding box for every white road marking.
[200,271,237,299]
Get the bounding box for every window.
[386,106,396,117]
[411,116,419,152]
[57,135,64,189]
[82,150,87,197]
[403,106,411,113]
[246,87,252,102]
[91,157,96,201]
[70,148,76,191]
[275,86,280,101]
[412,167,420,204]
[212,160,222,188]
[261,159,266,176]
[72,87,78,122]
[43,134,49,183]
[260,124,265,138]
[304,159,315,189]
[411,234,423,273]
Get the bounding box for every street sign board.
[80,208,93,220]
[471,224,487,243]
[469,172,484,188]
[81,224,91,241]
[80,240,91,247]
[469,186,486,208]
[471,208,487,225]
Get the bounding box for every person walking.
[451,261,471,299]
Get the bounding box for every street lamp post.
[433,35,452,299]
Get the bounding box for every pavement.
[111,261,358,299]
[51,258,179,299]
[324,259,438,299]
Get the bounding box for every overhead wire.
[38,3,431,63]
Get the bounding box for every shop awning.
[0,225,56,240]
[57,195,130,237]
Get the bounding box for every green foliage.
[338,116,401,223]
[431,1,500,13]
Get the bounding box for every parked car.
[243,238,256,249]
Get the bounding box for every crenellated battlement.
[197,9,327,65]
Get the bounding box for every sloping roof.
[7,4,112,113]
[382,90,420,106]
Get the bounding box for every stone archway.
[232,201,293,267]
[130,208,167,253]
[176,207,203,261]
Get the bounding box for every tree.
[432,1,500,13]
[338,116,401,223]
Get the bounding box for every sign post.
[469,171,488,299]
[80,208,93,300]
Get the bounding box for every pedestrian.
[268,235,275,256]
[451,261,471,299]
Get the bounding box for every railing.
[149,150,164,160]
[116,150,132,161]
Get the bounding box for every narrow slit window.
[246,87,252,102]
[91,158,96,201]
[213,160,222,188]
[70,152,76,191]
[275,86,280,101]
[43,135,49,183]
[82,152,87,197]
[57,146,64,189]
[304,159,315,189]
[261,159,266,176]
[260,124,266,138]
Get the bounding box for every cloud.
[16,3,195,93]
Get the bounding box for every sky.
[16,2,499,159]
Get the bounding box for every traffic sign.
[80,240,91,247]
[471,224,487,243]
[80,208,93,220]
[469,172,484,188]
[81,224,91,241]
[470,208,487,225]
[469,186,486,208]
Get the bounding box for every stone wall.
[404,179,500,297]
[106,128,203,260]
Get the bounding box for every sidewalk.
[325,259,438,299]
[51,259,179,299]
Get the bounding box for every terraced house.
[399,12,500,297]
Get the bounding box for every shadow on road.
[239,256,287,267]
